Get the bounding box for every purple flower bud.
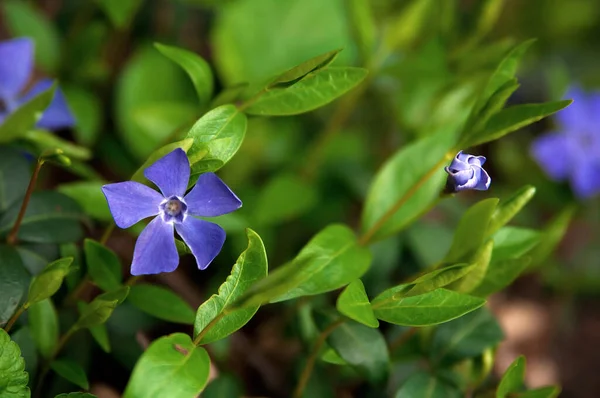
[101,149,242,276]
[444,151,491,193]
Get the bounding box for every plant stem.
[100,223,115,245]
[35,326,78,397]
[3,304,28,333]
[193,311,228,346]
[7,159,44,245]
[292,318,344,398]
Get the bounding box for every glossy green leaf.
[24,129,91,160]
[445,198,499,263]
[336,279,378,328]
[185,105,247,176]
[84,239,122,291]
[50,359,89,390]
[451,240,494,293]
[487,185,536,236]
[194,229,267,344]
[371,288,485,326]
[395,371,461,398]
[63,85,102,147]
[471,100,572,146]
[492,227,540,262]
[58,182,111,222]
[0,147,30,213]
[268,49,341,87]
[254,174,318,226]
[241,224,371,306]
[471,257,531,297]
[245,67,367,116]
[362,127,457,242]
[0,245,29,327]
[123,333,211,398]
[384,0,434,52]
[0,329,29,397]
[406,263,473,296]
[529,206,575,269]
[96,0,142,28]
[131,138,194,184]
[0,85,56,143]
[128,285,195,324]
[28,299,59,359]
[320,347,348,365]
[0,191,85,244]
[497,355,525,398]
[76,286,130,329]
[27,258,73,305]
[2,0,60,71]
[431,307,503,365]
[77,302,111,353]
[156,43,214,106]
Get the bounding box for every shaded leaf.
[24,130,91,160]
[0,245,29,327]
[63,85,102,147]
[77,302,110,353]
[384,0,434,52]
[84,239,122,291]
[28,299,59,359]
[128,285,195,324]
[407,263,473,296]
[451,240,494,293]
[76,286,130,329]
[96,0,142,28]
[487,185,536,236]
[471,257,531,297]
[0,85,56,143]
[492,227,540,262]
[0,147,30,213]
[336,279,379,328]
[497,355,525,398]
[58,182,111,222]
[27,258,73,305]
[395,371,461,398]
[50,359,89,390]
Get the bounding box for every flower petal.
[144,148,190,198]
[0,38,33,100]
[184,172,242,217]
[131,216,178,275]
[467,155,486,167]
[101,181,163,228]
[445,167,474,187]
[473,165,491,190]
[19,79,76,130]
[175,217,225,270]
[530,132,571,181]
[447,152,470,172]
[571,160,600,199]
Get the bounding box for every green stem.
[292,318,344,398]
[7,159,44,245]
[193,310,229,346]
[3,303,28,333]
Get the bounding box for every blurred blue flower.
[102,149,242,276]
[444,151,491,193]
[531,86,600,199]
[0,37,75,129]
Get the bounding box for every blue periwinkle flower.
[531,86,600,199]
[102,149,242,275]
[444,151,491,193]
[0,37,75,129]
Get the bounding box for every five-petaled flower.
[444,151,491,193]
[102,149,242,275]
[0,37,75,129]
[531,85,600,199]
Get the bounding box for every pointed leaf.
[0,147,30,213]
[497,355,525,398]
[492,227,540,262]
[27,257,73,305]
[452,240,494,293]
[487,185,536,236]
[84,239,122,291]
[77,302,110,353]
[0,84,56,143]
[471,257,531,297]
[28,299,59,359]
[0,245,29,327]
[23,129,91,160]
[96,0,142,28]
[50,359,89,390]
[336,280,378,328]
[0,329,29,396]
[123,333,211,398]
[516,386,560,398]
[269,49,341,87]
[194,229,267,344]
[76,286,130,329]
[407,263,473,296]
[128,285,195,324]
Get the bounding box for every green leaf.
[185,105,247,176]
[324,319,389,383]
[492,227,540,261]
[24,129,91,160]
[371,288,485,326]
[529,206,575,269]
[268,49,341,87]
[63,85,102,147]
[202,375,242,398]
[497,355,525,398]
[445,198,499,263]
[2,0,60,71]
[0,245,29,327]
[0,147,30,213]
[336,280,378,328]
[451,240,494,293]
[362,127,457,242]
[431,307,503,365]
[254,174,318,226]
[0,329,29,397]
[10,326,37,385]
[28,299,59,359]
[0,191,85,244]
[320,347,348,365]
[50,359,89,390]
[515,386,560,398]
[84,240,122,291]
[487,185,536,236]
[131,138,194,184]
[0,85,56,143]
[395,371,461,398]
[384,0,434,52]
[155,43,214,106]
[96,0,143,28]
[245,67,367,116]
[76,286,130,329]
[55,393,98,398]
[128,285,195,324]
[471,100,572,146]
[470,257,531,297]
[58,182,111,222]
[241,224,371,306]
[406,263,473,296]
[77,302,111,353]
[27,258,73,305]
[123,333,211,398]
[194,229,268,344]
